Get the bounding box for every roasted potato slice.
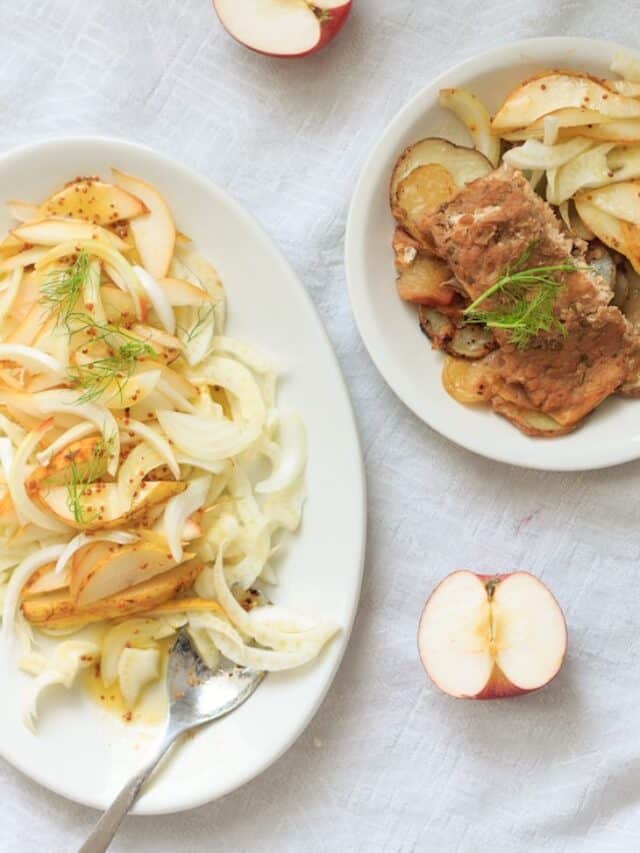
[418,307,495,359]
[22,559,203,630]
[491,397,575,436]
[392,227,421,268]
[396,252,455,306]
[390,138,493,198]
[418,307,455,348]
[393,164,457,240]
[390,139,492,239]
[442,355,491,404]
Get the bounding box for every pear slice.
[112,169,176,278]
[157,277,214,307]
[72,541,192,605]
[21,559,203,629]
[12,218,129,251]
[37,480,186,530]
[39,179,147,226]
[28,436,109,489]
[22,562,70,598]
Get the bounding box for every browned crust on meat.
[418,164,640,432]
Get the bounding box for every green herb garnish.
[41,251,91,328]
[65,436,112,526]
[67,314,158,404]
[463,243,579,348]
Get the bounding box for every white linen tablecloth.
[2,1,640,850]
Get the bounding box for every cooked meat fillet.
[421,164,640,429]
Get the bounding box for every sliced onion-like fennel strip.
[54,530,139,576]
[35,390,120,475]
[211,336,278,374]
[35,422,98,466]
[10,422,70,532]
[162,475,211,562]
[36,239,146,320]
[189,356,266,427]
[0,267,22,325]
[2,544,67,642]
[0,437,14,483]
[0,411,26,445]
[133,265,175,334]
[188,611,338,672]
[0,344,64,377]
[157,409,260,461]
[21,640,100,732]
[255,411,306,494]
[212,544,337,652]
[119,418,179,479]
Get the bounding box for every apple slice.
[112,169,176,278]
[213,0,352,59]
[71,541,192,605]
[21,559,203,630]
[39,178,148,225]
[418,571,567,699]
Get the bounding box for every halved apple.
[213,0,352,59]
[112,169,176,278]
[418,571,567,699]
[22,559,203,629]
[39,178,148,225]
[36,480,186,530]
[71,541,191,605]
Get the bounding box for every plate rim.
[0,134,367,814]
[345,35,640,473]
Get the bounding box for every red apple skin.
[474,664,529,700]
[213,1,352,60]
[418,570,568,700]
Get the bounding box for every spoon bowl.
[79,630,265,852]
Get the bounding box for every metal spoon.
[79,630,265,853]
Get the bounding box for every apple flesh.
[418,571,567,699]
[213,0,352,59]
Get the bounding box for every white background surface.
[2,1,640,851]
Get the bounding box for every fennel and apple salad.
[0,171,337,729]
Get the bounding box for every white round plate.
[346,37,640,472]
[0,137,365,813]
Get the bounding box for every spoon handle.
[78,725,184,853]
